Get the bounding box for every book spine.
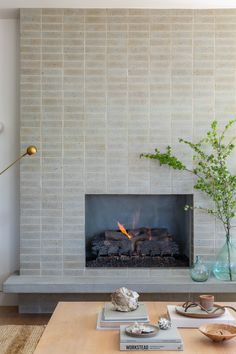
[100,320,149,327]
[123,340,181,344]
[100,322,136,328]
[100,321,148,328]
[120,343,183,351]
[171,319,236,329]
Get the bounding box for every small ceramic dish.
[175,305,225,318]
[199,323,236,342]
[125,324,159,338]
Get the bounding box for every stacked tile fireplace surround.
[4,8,236,312]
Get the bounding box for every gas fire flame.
[117,222,132,239]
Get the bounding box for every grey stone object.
[158,318,172,330]
[111,287,139,312]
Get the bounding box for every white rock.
[158,317,171,330]
[111,287,139,312]
[127,322,154,334]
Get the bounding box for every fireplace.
[85,194,193,268]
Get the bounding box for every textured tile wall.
[20,9,236,277]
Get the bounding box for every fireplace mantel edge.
[3,274,236,294]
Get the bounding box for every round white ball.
[158,318,171,330]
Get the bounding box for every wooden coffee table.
[34,302,236,354]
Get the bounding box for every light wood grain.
[34,302,236,354]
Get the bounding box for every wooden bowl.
[199,323,236,342]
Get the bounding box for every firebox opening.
[85,194,193,268]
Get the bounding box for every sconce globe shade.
[26,145,37,155]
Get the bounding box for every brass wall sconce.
[0,145,37,176]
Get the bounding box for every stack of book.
[120,325,183,351]
[96,303,149,330]
[167,305,236,328]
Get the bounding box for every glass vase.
[213,235,236,281]
[190,255,209,282]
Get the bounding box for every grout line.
[170,17,173,194]
[192,11,195,260]
[40,9,42,276]
[213,11,217,256]
[83,13,86,270]
[148,12,151,194]
[105,12,108,194]
[127,17,129,193]
[62,11,64,277]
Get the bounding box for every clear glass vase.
[190,255,209,282]
[213,235,236,281]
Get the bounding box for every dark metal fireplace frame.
[85,194,194,268]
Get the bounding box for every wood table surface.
[34,301,236,354]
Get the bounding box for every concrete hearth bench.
[4,274,236,294]
[3,274,236,313]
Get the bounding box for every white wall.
[1,0,236,9]
[0,19,19,305]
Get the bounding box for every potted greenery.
[141,120,236,281]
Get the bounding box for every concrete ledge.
[4,274,236,294]
[17,293,236,314]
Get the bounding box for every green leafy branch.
[141,119,236,234]
[140,146,186,170]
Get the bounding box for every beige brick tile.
[19,8,236,276]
